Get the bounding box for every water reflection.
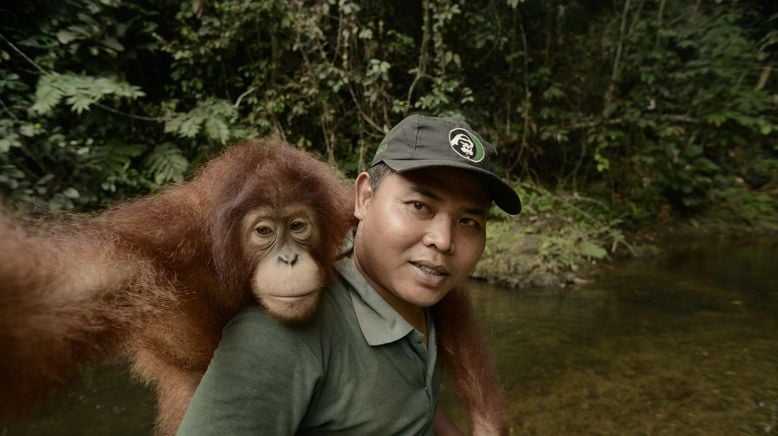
[1,366,155,436]
[3,240,777,435]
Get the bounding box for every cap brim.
[381,159,522,215]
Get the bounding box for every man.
[177,115,521,435]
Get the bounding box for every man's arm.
[177,307,322,435]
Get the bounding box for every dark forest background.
[1,0,775,230]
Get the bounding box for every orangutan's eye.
[255,225,273,236]
[290,220,306,232]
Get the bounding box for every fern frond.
[144,143,189,185]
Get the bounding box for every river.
[4,239,777,435]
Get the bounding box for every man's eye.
[460,218,482,228]
[412,202,425,211]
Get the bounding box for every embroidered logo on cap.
[449,128,485,162]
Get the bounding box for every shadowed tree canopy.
[0,0,775,224]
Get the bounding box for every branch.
[405,0,432,111]
[346,84,385,133]
[233,87,257,109]
[655,0,666,48]
[93,102,164,122]
[0,33,48,74]
[603,0,631,106]
[0,97,20,121]
[755,64,772,92]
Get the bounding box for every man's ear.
[354,172,373,221]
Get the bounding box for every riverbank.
[474,182,778,289]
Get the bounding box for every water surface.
[444,239,778,434]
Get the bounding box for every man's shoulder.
[224,281,354,349]
[215,304,324,372]
[222,305,305,349]
[227,304,289,332]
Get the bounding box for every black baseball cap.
[370,114,521,214]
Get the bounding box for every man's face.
[353,167,489,316]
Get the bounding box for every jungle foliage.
[1,0,776,228]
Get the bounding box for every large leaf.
[144,143,189,185]
[31,73,144,115]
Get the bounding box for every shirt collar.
[335,255,416,346]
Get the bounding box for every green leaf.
[19,124,36,137]
[179,115,204,138]
[0,133,21,153]
[579,241,607,259]
[63,187,80,199]
[144,143,189,185]
[31,75,63,115]
[204,117,230,144]
[695,157,719,173]
[31,73,144,115]
[102,37,124,52]
[542,85,565,101]
[66,93,96,114]
[56,30,78,44]
[705,112,728,126]
[88,142,148,175]
[685,145,703,157]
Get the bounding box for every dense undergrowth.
[475,177,778,288]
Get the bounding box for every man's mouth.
[410,261,449,277]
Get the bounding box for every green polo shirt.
[177,256,442,435]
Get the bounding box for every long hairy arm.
[0,211,174,418]
[433,286,509,436]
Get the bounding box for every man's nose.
[422,216,455,253]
